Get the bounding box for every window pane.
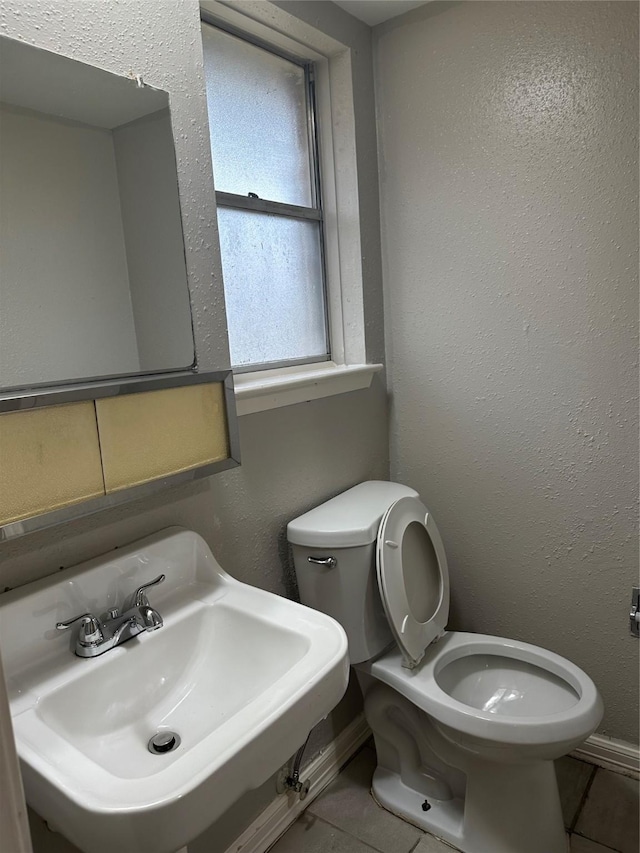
[202,24,313,207]
[217,208,328,367]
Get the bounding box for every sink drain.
[148,731,181,754]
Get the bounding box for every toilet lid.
[376,496,450,669]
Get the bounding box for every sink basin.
[0,528,349,853]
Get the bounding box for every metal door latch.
[630,587,640,638]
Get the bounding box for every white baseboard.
[223,713,371,853]
[571,734,640,779]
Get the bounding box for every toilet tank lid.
[287,481,420,548]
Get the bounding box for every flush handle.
[307,556,336,569]
[630,587,640,638]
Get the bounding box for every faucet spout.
[110,615,141,646]
[110,606,162,645]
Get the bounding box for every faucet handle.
[132,573,166,607]
[56,613,103,645]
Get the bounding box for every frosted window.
[201,20,328,370]
[202,23,312,206]
[217,208,328,367]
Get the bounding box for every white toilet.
[288,481,603,853]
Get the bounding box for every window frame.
[201,15,331,373]
[199,1,382,415]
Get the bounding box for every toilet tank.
[287,481,419,664]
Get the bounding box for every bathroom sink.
[0,528,349,853]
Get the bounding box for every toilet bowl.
[288,481,603,853]
[366,631,601,761]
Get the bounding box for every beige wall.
[376,0,639,742]
[0,1,386,851]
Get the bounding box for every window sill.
[233,362,383,416]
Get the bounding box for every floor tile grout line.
[308,793,425,853]
[408,830,458,853]
[569,764,599,833]
[569,830,623,853]
[305,812,388,853]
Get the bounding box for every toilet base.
[372,765,464,840]
[371,763,569,853]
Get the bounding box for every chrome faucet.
[56,574,165,658]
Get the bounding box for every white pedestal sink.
[0,528,349,853]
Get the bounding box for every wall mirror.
[0,35,196,392]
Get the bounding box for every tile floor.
[269,745,639,853]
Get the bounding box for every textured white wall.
[0,105,141,386]
[376,0,639,741]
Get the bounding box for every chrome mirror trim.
[0,370,241,541]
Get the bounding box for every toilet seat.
[376,497,450,669]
